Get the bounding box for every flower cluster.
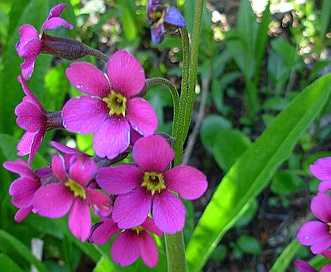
[295,157,331,271]
[4,3,207,268]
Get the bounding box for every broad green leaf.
[93,255,115,272]
[271,170,304,195]
[236,235,261,255]
[0,253,24,272]
[186,73,331,272]
[0,229,48,272]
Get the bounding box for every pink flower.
[297,192,331,254]
[96,135,208,234]
[294,260,331,272]
[310,157,331,192]
[16,4,73,80]
[62,50,158,159]
[89,217,162,268]
[3,159,42,222]
[33,154,112,241]
[15,76,63,164]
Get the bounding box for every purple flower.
[297,192,331,254]
[294,260,331,272]
[62,50,158,159]
[147,0,186,44]
[310,157,331,192]
[96,135,208,234]
[15,76,63,164]
[16,4,73,80]
[33,154,112,241]
[89,217,162,268]
[3,159,42,222]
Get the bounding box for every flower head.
[33,154,112,241]
[297,192,331,254]
[96,135,208,234]
[89,217,162,268]
[3,159,43,222]
[15,76,64,164]
[16,4,73,80]
[309,157,331,192]
[62,50,158,159]
[147,0,186,44]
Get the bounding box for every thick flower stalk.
[96,134,208,234]
[147,0,186,44]
[89,217,162,267]
[16,4,73,80]
[15,76,64,164]
[33,154,112,241]
[62,50,158,159]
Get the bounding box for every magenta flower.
[310,157,331,192]
[297,192,331,254]
[3,159,42,222]
[96,135,208,234]
[33,154,112,241]
[147,0,186,44]
[294,260,331,272]
[16,3,73,80]
[62,50,158,159]
[89,217,162,268]
[15,76,63,164]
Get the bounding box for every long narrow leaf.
[186,73,331,272]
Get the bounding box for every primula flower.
[297,192,331,254]
[96,135,208,234]
[16,3,73,80]
[294,260,331,272]
[147,0,186,44]
[15,76,63,164]
[309,157,331,192]
[89,217,162,268]
[33,154,112,241]
[62,50,158,159]
[3,159,43,222]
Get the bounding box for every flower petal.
[152,190,185,234]
[112,188,151,229]
[89,218,120,245]
[68,198,91,241]
[15,100,44,132]
[68,156,97,186]
[16,24,39,57]
[62,96,108,134]
[311,193,331,223]
[86,188,112,217]
[127,98,157,136]
[3,159,34,178]
[293,260,317,272]
[66,62,110,97]
[93,117,130,159]
[42,17,73,31]
[139,232,159,268]
[14,207,33,222]
[164,7,186,27]
[297,221,331,254]
[33,184,73,218]
[133,135,174,172]
[51,154,67,183]
[151,24,164,44]
[96,165,142,195]
[141,217,163,237]
[106,50,145,97]
[9,177,39,208]
[165,165,207,200]
[310,157,331,181]
[111,231,140,267]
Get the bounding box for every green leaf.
[271,170,304,195]
[93,255,115,272]
[186,73,331,272]
[118,0,138,41]
[236,235,261,255]
[0,253,24,272]
[0,229,48,272]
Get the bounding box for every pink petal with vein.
[139,232,158,268]
[96,165,142,195]
[89,218,120,245]
[66,62,110,97]
[51,154,67,183]
[93,117,130,159]
[106,50,145,97]
[42,17,73,31]
[142,217,163,236]
[165,165,207,200]
[68,157,97,186]
[311,193,331,222]
[68,198,91,241]
[62,96,108,134]
[86,188,112,217]
[133,135,174,172]
[15,101,44,132]
[310,157,331,181]
[14,207,33,222]
[9,177,39,208]
[127,98,157,136]
[152,190,185,234]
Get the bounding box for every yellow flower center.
[141,172,166,195]
[65,179,86,199]
[149,7,166,28]
[103,90,127,117]
[131,225,144,235]
[328,222,331,233]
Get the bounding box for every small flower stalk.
[5,2,207,269]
